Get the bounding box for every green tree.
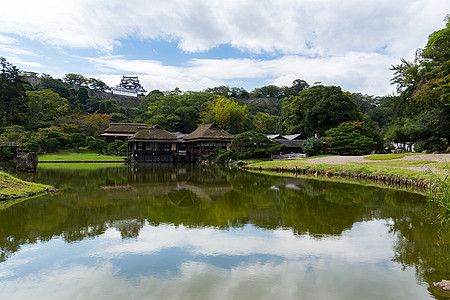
[55,113,110,137]
[77,88,89,104]
[63,73,88,86]
[70,133,87,150]
[88,78,109,91]
[391,17,450,111]
[0,125,26,143]
[107,140,124,156]
[147,92,216,133]
[385,120,428,151]
[204,85,231,97]
[200,96,248,134]
[0,57,28,126]
[303,137,323,156]
[251,112,279,133]
[23,140,40,153]
[292,79,309,93]
[88,138,107,153]
[323,122,378,155]
[226,131,283,159]
[282,85,362,135]
[251,85,283,99]
[304,87,362,135]
[38,74,77,104]
[26,89,70,129]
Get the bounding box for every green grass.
[428,171,450,225]
[0,171,53,205]
[354,160,437,168]
[39,149,126,162]
[364,152,420,160]
[247,159,438,181]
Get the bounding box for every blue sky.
[0,0,449,96]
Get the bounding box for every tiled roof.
[128,125,177,142]
[274,139,304,148]
[266,134,286,140]
[283,134,307,140]
[184,123,234,141]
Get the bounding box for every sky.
[0,0,449,96]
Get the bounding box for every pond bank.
[0,171,54,205]
[245,153,449,191]
[39,161,126,163]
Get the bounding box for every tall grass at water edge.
[428,171,450,225]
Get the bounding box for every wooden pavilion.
[183,123,234,161]
[127,125,179,162]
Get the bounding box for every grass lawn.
[364,153,421,160]
[39,149,126,162]
[0,171,53,206]
[247,154,448,182]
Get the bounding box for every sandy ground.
[305,153,450,173]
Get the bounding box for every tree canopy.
[282,85,362,135]
[0,57,28,126]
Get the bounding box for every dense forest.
[0,20,449,157]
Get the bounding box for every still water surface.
[0,164,448,300]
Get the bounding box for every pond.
[0,164,448,300]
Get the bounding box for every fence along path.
[271,153,306,160]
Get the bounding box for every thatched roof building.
[128,125,177,142]
[101,123,148,142]
[184,123,234,142]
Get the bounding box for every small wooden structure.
[271,153,306,160]
[127,125,178,162]
[183,123,234,162]
[267,133,307,154]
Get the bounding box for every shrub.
[227,131,283,160]
[107,140,124,156]
[303,137,323,156]
[88,138,107,153]
[70,133,87,149]
[24,140,40,153]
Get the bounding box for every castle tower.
[111,76,147,97]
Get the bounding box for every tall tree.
[0,57,28,126]
[26,89,70,129]
[282,85,362,135]
[62,73,88,86]
[200,96,248,134]
[391,17,450,111]
[147,92,216,133]
[390,17,450,151]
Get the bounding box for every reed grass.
[428,171,450,225]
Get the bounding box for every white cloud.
[0,0,448,57]
[1,0,448,95]
[87,52,396,95]
[0,34,16,44]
